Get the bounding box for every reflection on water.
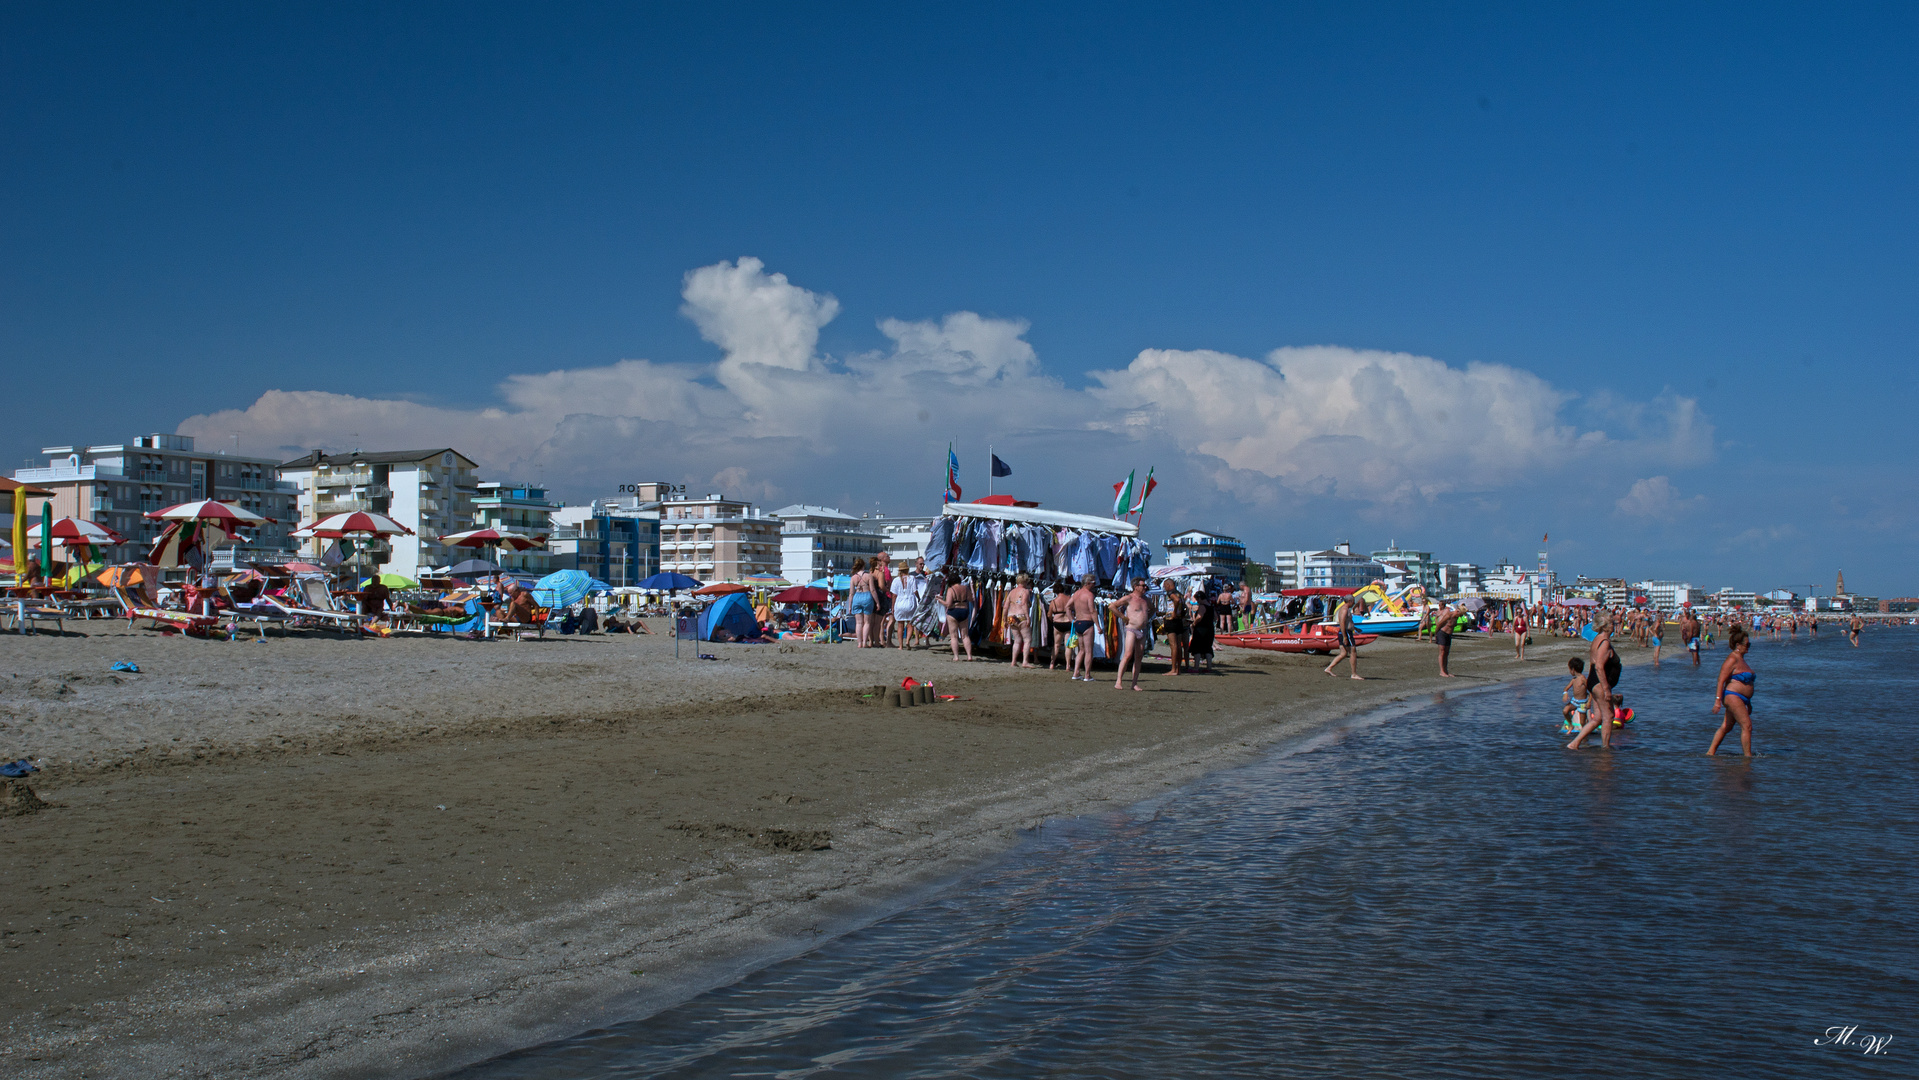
[455,633,1917,1079]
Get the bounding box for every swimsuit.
[1723,670,1754,707]
[948,604,971,622]
[850,593,876,615]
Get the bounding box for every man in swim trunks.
[1068,574,1098,682]
[1005,572,1035,668]
[1113,577,1152,690]
[1680,609,1701,668]
[1848,613,1864,647]
[1433,600,1457,677]
[1322,597,1364,680]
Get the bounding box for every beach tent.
[696,591,758,641]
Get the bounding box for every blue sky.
[4,3,1914,594]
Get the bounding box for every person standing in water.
[1680,609,1702,668]
[1567,613,1622,750]
[1848,613,1864,647]
[1708,624,1757,756]
[1112,577,1152,690]
[1323,597,1364,680]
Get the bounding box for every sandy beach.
[0,623,1629,1078]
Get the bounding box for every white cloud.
[1615,476,1707,518]
[180,258,1715,524]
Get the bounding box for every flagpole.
[988,443,993,497]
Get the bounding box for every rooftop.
[280,448,474,469]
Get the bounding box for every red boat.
[1217,624,1378,654]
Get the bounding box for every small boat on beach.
[1217,624,1378,654]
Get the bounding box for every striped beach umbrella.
[146,499,272,525]
[298,511,415,538]
[28,517,128,548]
[437,527,544,551]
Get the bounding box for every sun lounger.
[260,592,366,636]
[111,587,223,637]
[6,598,65,634]
[495,605,551,640]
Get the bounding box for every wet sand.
[0,623,1626,1078]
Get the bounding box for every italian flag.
[1112,469,1135,516]
[1129,466,1157,513]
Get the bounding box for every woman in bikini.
[944,572,975,662]
[1708,624,1757,756]
[1005,573,1035,668]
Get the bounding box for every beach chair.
[111,587,223,637]
[5,597,65,635]
[260,576,369,636]
[496,604,551,641]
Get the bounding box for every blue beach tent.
[697,592,759,641]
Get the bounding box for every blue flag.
[991,454,1012,478]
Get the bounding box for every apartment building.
[1163,529,1247,585]
[279,448,479,578]
[773,504,883,583]
[647,490,783,581]
[873,514,937,564]
[1370,545,1441,593]
[472,482,560,574]
[548,498,661,586]
[1273,543,1387,591]
[13,433,299,563]
[1575,576,1632,608]
[1440,562,1484,596]
[1634,580,1696,609]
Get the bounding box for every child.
[1608,692,1634,728]
[1560,658,1589,734]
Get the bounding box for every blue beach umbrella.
[637,571,703,591]
[808,574,852,591]
[533,569,594,610]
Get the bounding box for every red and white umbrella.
[295,511,415,539]
[27,517,128,547]
[438,527,545,551]
[145,499,272,524]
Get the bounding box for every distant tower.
[1837,570,1847,596]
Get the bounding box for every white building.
[1370,545,1441,593]
[1440,563,1484,596]
[773,504,882,583]
[872,514,937,564]
[279,448,480,579]
[1483,560,1558,605]
[1634,580,1696,610]
[1273,542,1387,591]
[1164,529,1248,585]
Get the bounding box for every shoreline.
[0,627,1651,1079]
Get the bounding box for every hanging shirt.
[925,516,954,572]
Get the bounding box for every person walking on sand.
[1047,586,1072,670]
[1567,613,1622,750]
[1068,574,1099,681]
[848,558,877,648]
[1323,597,1364,679]
[1005,572,1036,668]
[1113,577,1152,690]
[943,573,975,662]
[1165,584,1189,675]
[1433,600,1457,677]
[1511,607,1528,660]
[1708,624,1758,756]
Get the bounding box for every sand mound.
[0,779,47,817]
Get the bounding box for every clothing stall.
[922,501,1151,656]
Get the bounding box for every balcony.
[316,498,373,514]
[15,463,123,484]
[316,470,373,488]
[231,477,299,492]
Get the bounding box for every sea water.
[454,630,1916,1078]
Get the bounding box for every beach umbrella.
[807,574,853,591]
[771,585,830,604]
[533,569,594,610]
[438,527,544,550]
[445,558,500,577]
[40,501,53,581]
[1151,565,1205,579]
[692,582,750,597]
[637,571,703,591]
[150,519,230,569]
[283,561,326,573]
[28,517,128,548]
[147,499,271,526]
[299,511,414,538]
[361,573,418,589]
[740,573,790,586]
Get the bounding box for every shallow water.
[455,630,1916,1078]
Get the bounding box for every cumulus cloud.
[180,258,1715,525]
[1615,476,1707,518]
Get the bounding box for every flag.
[1112,469,1135,516]
[1543,532,1549,544]
[945,445,962,503]
[991,454,1012,478]
[1128,466,1158,513]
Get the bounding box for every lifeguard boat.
[1217,622,1378,655]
